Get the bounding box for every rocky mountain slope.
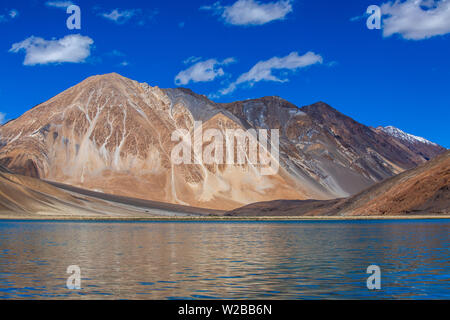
[334,150,449,215]
[0,73,445,210]
[227,150,449,216]
[223,99,444,196]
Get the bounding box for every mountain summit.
[0,73,445,209]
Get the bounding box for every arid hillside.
[227,151,449,216]
[0,165,218,218]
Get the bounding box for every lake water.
[0,219,449,299]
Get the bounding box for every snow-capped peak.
[378,126,437,146]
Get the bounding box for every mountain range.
[0,73,447,215]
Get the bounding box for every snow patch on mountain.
[378,126,437,146]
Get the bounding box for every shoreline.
[1,215,450,222]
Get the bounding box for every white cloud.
[0,113,6,125]
[219,51,323,95]
[101,9,138,24]
[45,1,74,9]
[9,34,94,66]
[222,57,237,64]
[381,0,450,40]
[201,0,292,26]
[175,58,235,85]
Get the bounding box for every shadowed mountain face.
[227,151,450,216]
[0,73,445,210]
[0,165,219,218]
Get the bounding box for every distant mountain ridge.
[0,73,445,210]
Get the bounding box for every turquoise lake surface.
[0,219,449,299]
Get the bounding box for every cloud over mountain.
[220,51,323,95]
[9,34,94,66]
[175,58,235,85]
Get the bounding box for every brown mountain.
[226,150,450,216]
[0,73,445,210]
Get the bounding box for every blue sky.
[0,0,449,147]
